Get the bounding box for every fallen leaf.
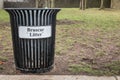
[0,61,5,65]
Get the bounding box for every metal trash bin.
[5,8,60,73]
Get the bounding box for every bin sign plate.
[19,26,51,39]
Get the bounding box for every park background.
[0,0,120,75]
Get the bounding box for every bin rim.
[4,8,61,10]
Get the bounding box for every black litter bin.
[5,8,60,73]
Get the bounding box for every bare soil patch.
[0,21,120,75]
[57,19,85,25]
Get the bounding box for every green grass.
[57,8,120,30]
[68,61,120,76]
[105,61,120,74]
[0,9,9,23]
[57,8,120,75]
[0,66,4,70]
[0,56,8,62]
[69,64,103,76]
[0,8,120,75]
[1,8,120,28]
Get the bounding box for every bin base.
[16,65,53,73]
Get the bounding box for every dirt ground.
[0,20,120,75]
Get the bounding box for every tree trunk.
[79,0,82,9]
[51,0,54,8]
[100,0,104,9]
[79,0,87,10]
[85,0,87,9]
[45,0,51,8]
[34,0,54,8]
[35,0,39,8]
[82,0,84,10]
[111,0,113,8]
[35,0,50,8]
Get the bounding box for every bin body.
[5,8,60,73]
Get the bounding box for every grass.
[68,61,120,76]
[57,8,120,75]
[68,58,119,76]
[0,9,9,23]
[69,64,104,76]
[0,10,11,70]
[105,61,120,74]
[0,56,8,62]
[57,8,120,30]
[0,8,120,75]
